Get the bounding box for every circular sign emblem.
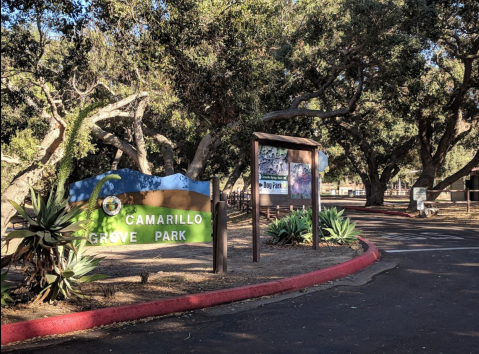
[102,196,122,216]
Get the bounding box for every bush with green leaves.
[322,217,361,245]
[37,241,109,302]
[264,217,288,244]
[319,207,360,245]
[6,188,87,287]
[318,207,344,229]
[5,175,118,302]
[265,206,361,246]
[3,106,119,303]
[265,209,312,245]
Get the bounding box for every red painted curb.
[343,206,416,218]
[1,237,380,346]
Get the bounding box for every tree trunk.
[365,179,388,206]
[133,97,151,175]
[161,146,175,176]
[222,160,246,194]
[185,133,220,180]
[1,122,65,237]
[242,173,251,192]
[142,125,176,176]
[111,149,123,170]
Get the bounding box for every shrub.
[264,217,288,244]
[4,106,119,303]
[265,210,311,245]
[37,241,109,302]
[322,217,361,245]
[318,206,344,229]
[266,206,361,246]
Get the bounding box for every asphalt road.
[4,211,479,354]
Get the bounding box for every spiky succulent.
[6,187,87,286]
[38,241,109,302]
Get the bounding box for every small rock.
[423,207,439,218]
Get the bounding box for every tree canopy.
[2,0,478,233]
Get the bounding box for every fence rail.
[426,189,479,213]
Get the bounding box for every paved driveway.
[4,210,478,354]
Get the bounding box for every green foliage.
[319,207,360,245]
[1,271,14,307]
[3,98,119,302]
[37,241,109,303]
[318,207,344,230]
[323,217,361,245]
[266,206,360,245]
[6,187,87,287]
[56,103,106,203]
[2,129,40,162]
[265,209,312,245]
[264,218,288,244]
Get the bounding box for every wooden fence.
[426,189,479,213]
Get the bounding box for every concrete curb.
[1,237,380,346]
[343,206,416,218]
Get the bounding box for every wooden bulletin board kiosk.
[251,132,320,262]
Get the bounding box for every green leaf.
[8,200,38,226]
[79,274,109,283]
[62,271,75,279]
[5,229,36,240]
[46,274,58,284]
[61,221,88,233]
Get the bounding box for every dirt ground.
[1,210,362,325]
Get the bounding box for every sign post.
[413,187,427,215]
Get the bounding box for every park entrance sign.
[69,169,211,246]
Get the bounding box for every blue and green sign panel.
[69,169,211,246]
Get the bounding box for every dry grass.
[376,202,478,224]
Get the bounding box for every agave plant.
[6,187,87,287]
[318,206,345,230]
[264,218,288,244]
[323,217,361,245]
[283,213,312,244]
[37,241,109,302]
[4,106,120,302]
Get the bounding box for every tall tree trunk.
[185,133,220,180]
[222,159,246,194]
[365,179,388,206]
[142,125,175,176]
[133,97,151,175]
[161,146,175,176]
[111,149,123,170]
[242,173,251,192]
[1,123,65,236]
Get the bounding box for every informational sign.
[258,145,289,195]
[69,169,211,246]
[413,187,427,201]
[318,151,328,172]
[290,163,312,199]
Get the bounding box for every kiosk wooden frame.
[251,132,320,262]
